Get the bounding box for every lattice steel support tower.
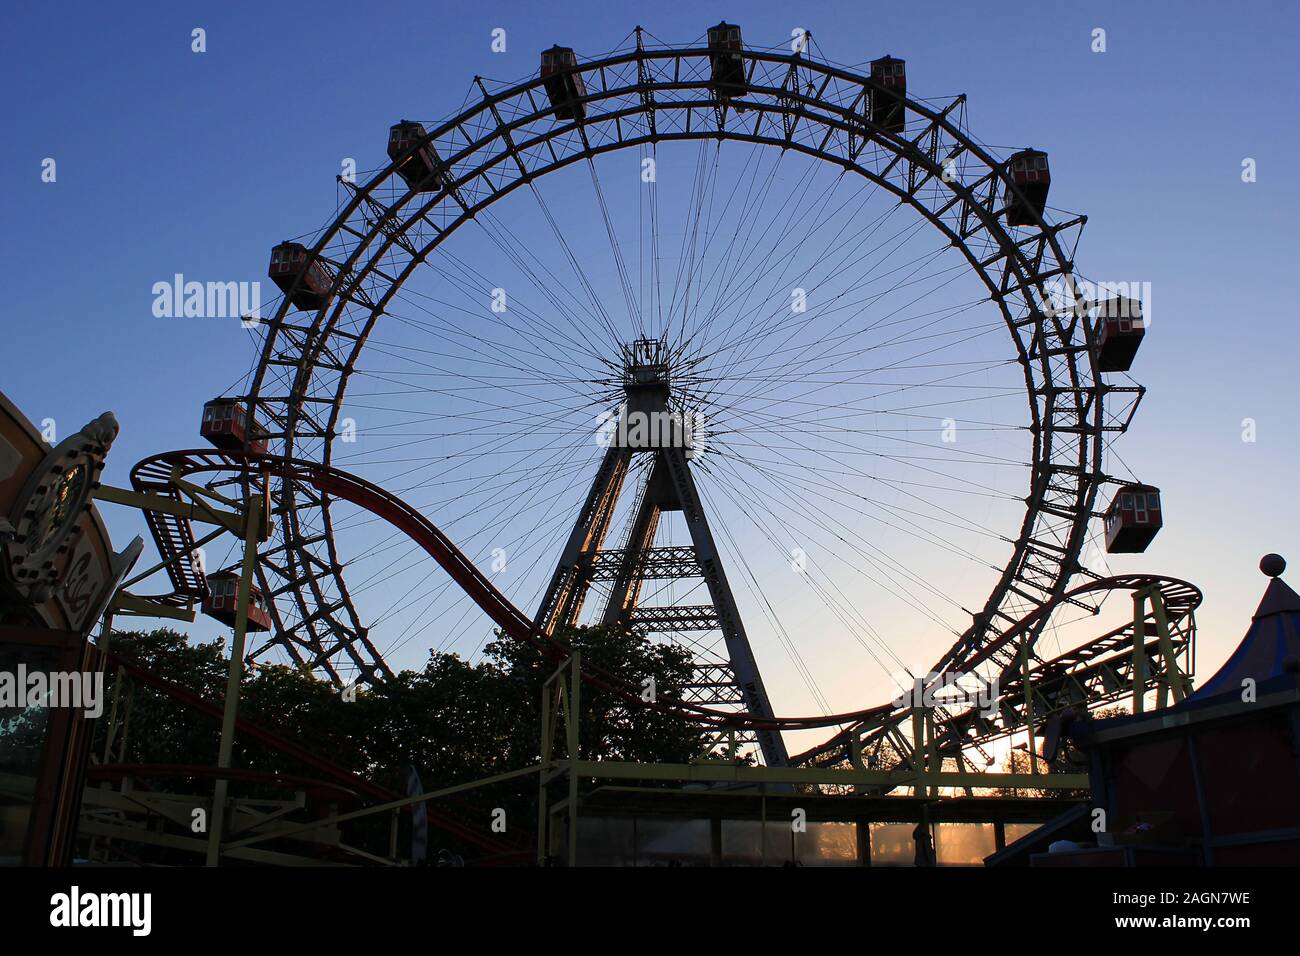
[534,340,789,766]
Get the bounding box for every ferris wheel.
[204,24,1161,768]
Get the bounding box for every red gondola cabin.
[1104,484,1162,554]
[541,46,587,121]
[1005,149,1051,227]
[268,241,333,311]
[869,56,907,133]
[707,22,747,98]
[388,121,450,193]
[1094,296,1145,372]
[202,571,272,632]
[200,398,267,454]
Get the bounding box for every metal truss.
[588,546,701,581]
[534,431,787,764]
[794,574,1201,778]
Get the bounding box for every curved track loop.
[132,450,1199,740]
[791,573,1201,765]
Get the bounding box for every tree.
[91,623,704,860]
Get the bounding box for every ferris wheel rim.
[239,37,1109,731]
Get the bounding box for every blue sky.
[3,0,1299,727]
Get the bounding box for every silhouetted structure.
[995,554,1300,866]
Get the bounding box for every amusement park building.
[994,555,1300,867]
[0,391,135,865]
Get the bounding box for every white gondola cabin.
[268,241,333,311]
[1005,149,1050,227]
[202,571,273,632]
[1104,483,1162,553]
[388,120,450,193]
[1094,296,1145,372]
[869,56,907,133]
[707,22,747,97]
[541,46,587,121]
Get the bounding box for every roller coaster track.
[792,574,1201,768]
[128,450,1201,755]
[98,647,529,861]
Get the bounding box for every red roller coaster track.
[129,450,1202,738]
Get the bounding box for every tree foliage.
[93,623,704,859]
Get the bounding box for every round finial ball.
[1261,553,1286,577]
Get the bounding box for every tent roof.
[1186,557,1300,702]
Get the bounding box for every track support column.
[205,492,263,867]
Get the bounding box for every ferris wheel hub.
[621,337,672,388]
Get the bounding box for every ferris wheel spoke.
[694,352,1016,412]
[661,140,718,345]
[334,388,602,438]
[718,438,1015,553]
[708,268,985,386]
[355,314,603,393]
[692,240,969,406]
[341,364,602,429]
[686,195,928,372]
[701,477,971,675]
[687,240,964,414]
[714,430,1022,561]
[711,364,1026,451]
[423,238,612,365]
[667,141,784,338]
[343,428,594,618]
[699,459,936,674]
[711,520,906,699]
[585,156,645,339]
[470,210,618,360]
[672,144,794,354]
[699,328,1015,434]
[714,440,1009,585]
[693,480,837,715]
[383,287,602,378]
[684,159,871,368]
[697,188,896,360]
[718,416,1026,499]
[520,181,626,349]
